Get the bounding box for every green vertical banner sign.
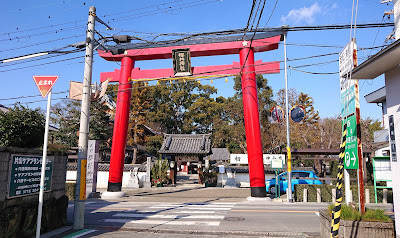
[343,115,358,169]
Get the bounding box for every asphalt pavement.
[42,186,394,238]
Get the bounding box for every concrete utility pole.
[394,0,400,40]
[282,26,293,203]
[74,6,96,230]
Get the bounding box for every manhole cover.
[224,217,245,222]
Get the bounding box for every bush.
[201,169,218,186]
[0,104,45,148]
[151,159,169,185]
[327,203,391,222]
[65,183,76,200]
[295,184,393,203]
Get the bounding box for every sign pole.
[344,169,351,204]
[35,90,52,238]
[283,28,293,203]
[355,79,366,214]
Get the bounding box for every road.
[59,187,327,237]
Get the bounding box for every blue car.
[265,170,323,194]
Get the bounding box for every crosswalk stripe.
[129,210,218,214]
[150,206,231,210]
[62,229,97,238]
[103,219,220,226]
[151,204,234,208]
[113,213,225,219]
[185,207,231,210]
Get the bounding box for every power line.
[0,0,191,36]
[0,54,90,73]
[0,90,69,101]
[289,67,338,75]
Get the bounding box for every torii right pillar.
[240,46,266,197]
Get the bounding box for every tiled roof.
[209,148,230,161]
[159,134,212,155]
[0,104,9,113]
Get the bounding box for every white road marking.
[176,210,217,214]
[130,210,217,214]
[150,206,231,210]
[65,229,97,238]
[68,201,96,208]
[186,207,231,210]
[103,219,220,226]
[315,212,320,217]
[151,204,234,208]
[113,213,225,219]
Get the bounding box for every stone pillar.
[303,189,308,202]
[144,157,152,188]
[383,189,388,204]
[332,189,336,203]
[86,140,100,198]
[317,188,321,203]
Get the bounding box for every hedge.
[65,183,76,200]
[294,184,393,203]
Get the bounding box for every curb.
[41,226,73,238]
[85,225,317,237]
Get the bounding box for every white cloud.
[281,3,323,25]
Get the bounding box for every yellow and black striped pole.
[330,123,347,238]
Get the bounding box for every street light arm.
[1,52,49,63]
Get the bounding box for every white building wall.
[66,170,147,188]
[375,146,391,157]
[217,173,275,187]
[385,66,400,236]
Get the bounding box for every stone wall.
[0,147,68,238]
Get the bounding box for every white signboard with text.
[230,154,286,165]
[339,40,357,117]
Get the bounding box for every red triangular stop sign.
[33,76,58,98]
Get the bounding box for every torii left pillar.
[107,56,134,191]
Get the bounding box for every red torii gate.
[99,32,283,197]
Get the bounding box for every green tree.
[51,99,113,149]
[293,93,320,148]
[0,104,45,148]
[128,81,152,163]
[212,75,275,153]
[296,92,320,125]
[147,81,219,134]
[317,117,342,149]
[146,135,164,157]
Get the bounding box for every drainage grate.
[224,217,245,222]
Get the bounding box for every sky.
[0,0,395,122]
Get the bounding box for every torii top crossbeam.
[98,32,283,82]
[99,31,283,62]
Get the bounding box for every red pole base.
[251,187,267,197]
[107,182,122,192]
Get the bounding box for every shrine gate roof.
[159,134,212,155]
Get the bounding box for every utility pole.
[74,6,96,230]
[282,25,293,203]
